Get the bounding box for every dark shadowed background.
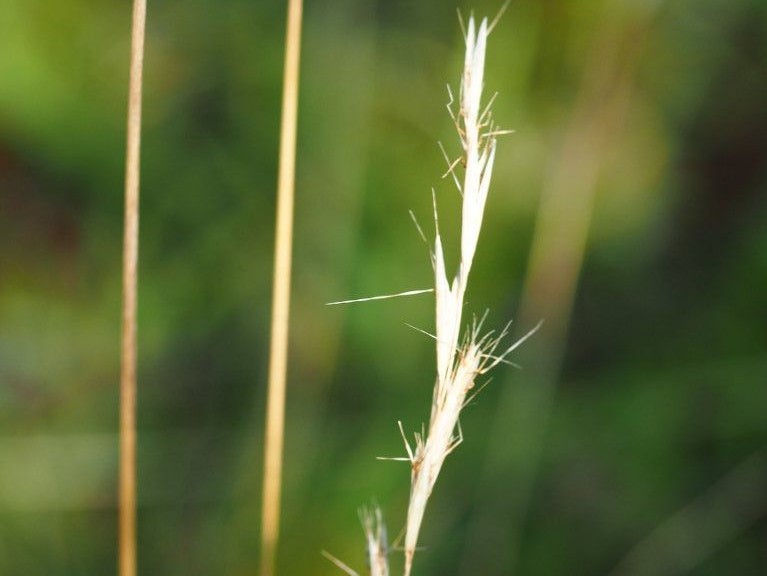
[1,0,766,574]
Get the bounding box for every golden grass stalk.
[260,0,303,575]
[119,1,147,576]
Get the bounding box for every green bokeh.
[1,0,766,575]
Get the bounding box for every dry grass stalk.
[119,1,147,575]
[260,0,304,575]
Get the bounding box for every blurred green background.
[1,0,766,574]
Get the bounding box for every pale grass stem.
[260,0,303,575]
[119,1,146,576]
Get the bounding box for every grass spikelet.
[400,15,519,575]
[361,506,390,576]
[327,11,538,576]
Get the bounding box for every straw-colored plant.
[119,2,147,576]
[327,11,538,576]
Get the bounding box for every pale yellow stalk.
[260,0,304,575]
[119,1,146,575]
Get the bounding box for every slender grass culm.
[119,1,147,576]
[326,8,539,576]
[260,1,304,575]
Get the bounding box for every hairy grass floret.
[327,11,538,576]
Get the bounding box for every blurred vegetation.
[1,0,766,575]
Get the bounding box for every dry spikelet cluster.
[327,12,538,576]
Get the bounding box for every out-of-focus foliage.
[1,0,765,575]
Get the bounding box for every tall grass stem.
[260,0,303,575]
[119,1,147,575]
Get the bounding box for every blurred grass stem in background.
[260,0,303,575]
[119,1,147,576]
[609,449,767,576]
[459,8,657,574]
